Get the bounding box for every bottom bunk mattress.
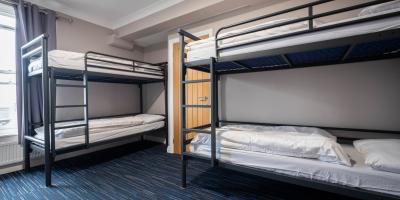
[190,141,400,197]
[33,114,165,149]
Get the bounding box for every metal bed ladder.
[45,68,90,186]
[21,34,90,186]
[179,30,218,187]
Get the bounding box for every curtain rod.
[0,0,73,23]
[0,0,15,6]
[0,0,48,14]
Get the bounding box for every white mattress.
[186,10,400,63]
[35,121,165,149]
[28,50,163,79]
[190,143,400,196]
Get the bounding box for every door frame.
[167,29,213,153]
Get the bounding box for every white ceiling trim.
[112,0,184,29]
[25,0,184,29]
[25,0,111,28]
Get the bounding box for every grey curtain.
[13,0,56,144]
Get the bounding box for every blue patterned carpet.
[0,142,356,200]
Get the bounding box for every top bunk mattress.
[28,50,164,79]
[186,7,400,65]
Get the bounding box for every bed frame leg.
[24,140,31,171]
[45,151,52,187]
[181,155,187,188]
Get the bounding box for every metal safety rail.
[185,0,400,74]
[21,34,168,187]
[178,29,219,188]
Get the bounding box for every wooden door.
[173,35,209,154]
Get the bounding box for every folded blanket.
[191,126,350,166]
[89,116,143,129]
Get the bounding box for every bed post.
[139,84,143,114]
[179,32,187,188]
[50,68,56,171]
[210,57,217,167]
[164,64,169,150]
[41,36,52,187]
[308,4,313,30]
[139,83,144,142]
[215,73,219,128]
[83,53,89,148]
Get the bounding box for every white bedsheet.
[186,10,400,63]
[190,143,400,196]
[33,114,165,149]
[28,50,163,79]
[35,121,164,149]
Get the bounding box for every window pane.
[0,4,17,138]
[0,73,15,84]
[0,15,15,28]
[0,84,17,136]
[0,28,15,71]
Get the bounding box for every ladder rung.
[56,84,86,88]
[24,135,44,145]
[55,119,84,124]
[56,105,87,108]
[183,128,211,134]
[184,139,192,145]
[30,142,45,150]
[22,46,42,59]
[182,104,211,108]
[55,123,87,130]
[182,152,210,160]
[55,144,87,155]
[182,79,210,84]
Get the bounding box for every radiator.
[0,143,42,167]
[0,143,22,166]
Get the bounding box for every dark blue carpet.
[0,142,356,200]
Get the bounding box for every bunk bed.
[21,35,168,187]
[178,0,400,199]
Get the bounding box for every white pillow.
[35,121,85,139]
[359,0,400,16]
[135,114,165,124]
[354,139,400,174]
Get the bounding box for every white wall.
[144,42,168,63]
[57,15,143,59]
[56,80,141,120]
[55,15,148,120]
[142,83,165,115]
[142,42,168,115]
[221,59,400,131]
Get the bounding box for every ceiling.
[26,0,281,47]
[25,0,183,29]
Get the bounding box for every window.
[0,3,16,138]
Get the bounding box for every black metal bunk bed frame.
[21,34,168,187]
[179,0,400,199]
